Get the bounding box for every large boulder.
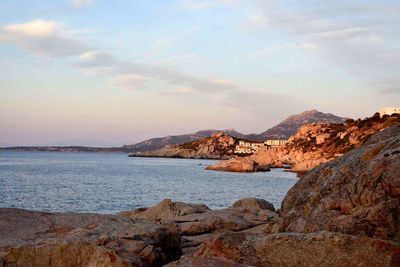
[280,125,400,240]
[231,198,275,212]
[175,208,275,236]
[193,231,400,267]
[205,157,255,172]
[118,199,210,221]
[0,208,181,267]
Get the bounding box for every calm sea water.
[0,151,298,214]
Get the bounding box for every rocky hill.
[124,129,246,153]
[247,109,347,141]
[125,110,346,152]
[129,132,239,159]
[207,113,400,172]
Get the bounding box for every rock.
[254,164,271,172]
[118,199,210,221]
[280,125,400,240]
[175,208,270,236]
[193,231,400,267]
[231,198,275,212]
[165,256,250,267]
[316,133,330,144]
[205,157,255,172]
[0,208,181,267]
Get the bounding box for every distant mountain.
[124,129,246,153]
[126,110,347,152]
[246,109,347,141]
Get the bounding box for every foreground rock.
[119,198,279,257]
[280,125,400,240]
[118,199,210,221]
[165,256,250,267]
[193,231,400,267]
[0,209,181,267]
[231,198,275,212]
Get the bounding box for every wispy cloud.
[0,18,302,119]
[235,1,400,94]
[0,20,88,57]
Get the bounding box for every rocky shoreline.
[207,114,400,173]
[1,125,399,266]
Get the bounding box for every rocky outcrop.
[129,132,239,160]
[193,231,400,267]
[206,157,255,172]
[119,199,279,257]
[279,125,400,240]
[208,113,400,172]
[0,208,181,267]
[118,199,210,221]
[165,256,250,267]
[124,129,247,153]
[231,198,275,212]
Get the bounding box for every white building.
[379,107,400,117]
[235,140,267,154]
[235,139,288,154]
[264,139,288,147]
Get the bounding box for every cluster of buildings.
[234,139,288,154]
[234,107,399,155]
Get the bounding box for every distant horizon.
[0,108,376,147]
[1,1,399,146]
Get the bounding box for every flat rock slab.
[0,208,181,267]
[165,256,251,267]
[194,231,400,267]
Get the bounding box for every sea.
[0,151,298,214]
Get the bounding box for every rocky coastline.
[128,132,239,160]
[1,124,399,266]
[207,113,400,173]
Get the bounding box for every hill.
[124,129,246,153]
[129,132,239,159]
[247,109,347,141]
[127,110,347,152]
[207,112,400,172]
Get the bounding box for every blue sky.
[1,0,399,145]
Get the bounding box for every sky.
[1,0,399,146]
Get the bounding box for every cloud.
[237,1,400,94]
[71,0,93,8]
[4,20,58,37]
[0,20,88,57]
[110,74,147,90]
[76,49,238,94]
